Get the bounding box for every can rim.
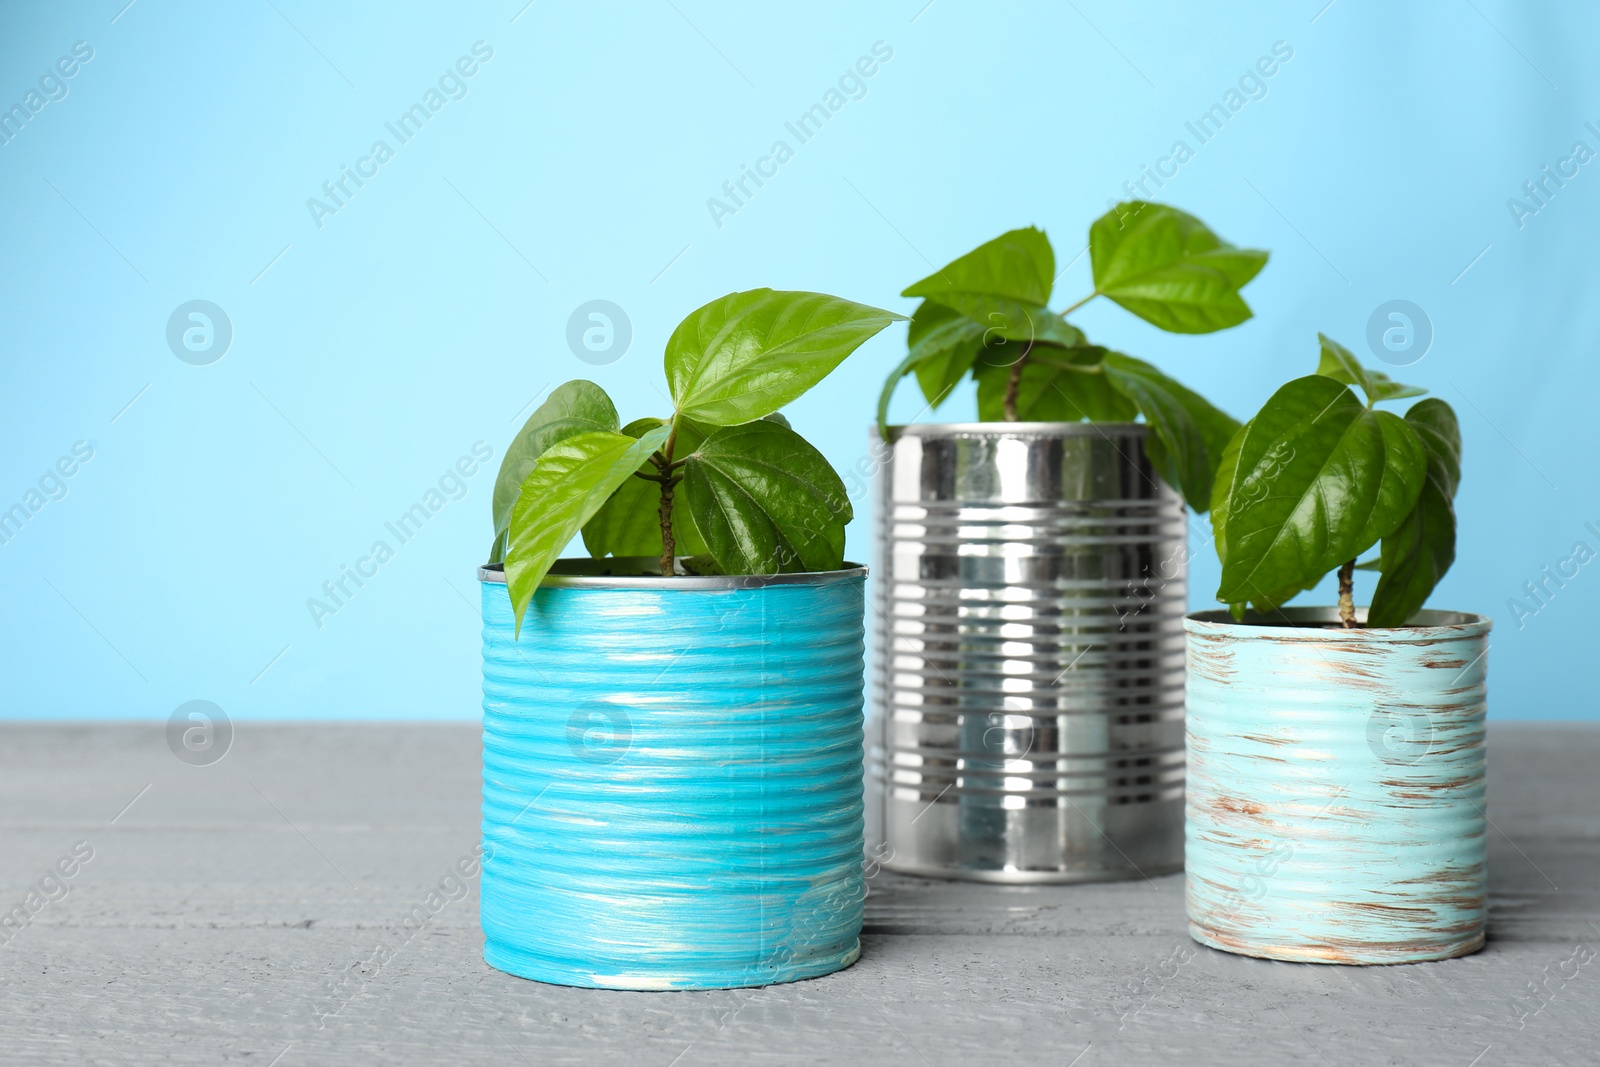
[1186,606,1492,639]
[478,557,868,589]
[877,421,1148,439]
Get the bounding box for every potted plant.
[1186,334,1486,964]
[479,289,901,989]
[871,202,1267,882]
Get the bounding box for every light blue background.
[1,1,1593,720]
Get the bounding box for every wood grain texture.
[0,722,1595,1066]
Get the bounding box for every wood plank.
[0,723,1593,1065]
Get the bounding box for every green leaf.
[880,300,1060,438]
[925,297,1082,346]
[1208,418,1248,565]
[971,356,1011,421]
[1022,346,1138,422]
[902,226,1055,307]
[666,289,901,426]
[1089,201,1268,333]
[1398,397,1461,498]
[1313,333,1374,399]
[1215,375,1426,606]
[1369,409,1430,543]
[581,418,708,560]
[1365,377,1427,405]
[1315,333,1427,406]
[490,381,618,562]
[1248,582,1317,614]
[900,228,1078,347]
[972,345,1136,423]
[1211,422,1319,621]
[1368,399,1461,625]
[1101,352,1240,512]
[877,347,922,443]
[680,420,851,574]
[907,300,990,409]
[906,298,956,349]
[505,426,671,633]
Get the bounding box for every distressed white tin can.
[1185,607,1491,965]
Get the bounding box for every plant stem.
[1001,342,1034,422]
[1059,291,1098,317]
[1337,559,1357,629]
[655,416,681,577]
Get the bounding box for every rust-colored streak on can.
[1184,607,1491,965]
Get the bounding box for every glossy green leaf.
[973,345,1136,423]
[1365,377,1428,405]
[902,226,1055,307]
[922,296,1083,347]
[877,347,922,443]
[1215,375,1426,606]
[505,425,671,632]
[1369,409,1430,542]
[1027,348,1137,421]
[907,300,990,409]
[1208,417,1248,565]
[1368,399,1461,625]
[680,420,851,574]
[1315,333,1427,406]
[1089,201,1268,333]
[666,289,901,425]
[1247,582,1317,614]
[1211,422,1320,614]
[1313,334,1374,399]
[1402,397,1461,497]
[877,300,1016,439]
[1101,352,1240,512]
[970,355,1011,421]
[906,298,956,349]
[490,381,618,562]
[581,418,708,560]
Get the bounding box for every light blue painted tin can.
[478,558,867,990]
[1185,607,1491,965]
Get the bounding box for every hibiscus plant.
[1211,335,1462,627]
[876,201,1268,511]
[489,289,901,631]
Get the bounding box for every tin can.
[1185,607,1491,964]
[479,558,867,989]
[869,423,1188,882]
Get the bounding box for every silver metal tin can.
[869,423,1188,883]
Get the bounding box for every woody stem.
[1337,559,1357,628]
[655,418,681,577]
[1001,342,1034,422]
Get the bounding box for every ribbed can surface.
[1185,608,1491,964]
[870,423,1189,883]
[478,559,867,990]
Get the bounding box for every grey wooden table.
[1,722,1595,1066]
